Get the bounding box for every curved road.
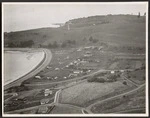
[4,48,52,90]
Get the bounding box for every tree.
[8,42,15,47]
[19,40,34,47]
[92,39,99,43]
[138,12,140,18]
[96,77,105,83]
[87,77,96,82]
[61,42,67,48]
[48,43,52,48]
[72,40,76,45]
[89,36,93,42]
[123,81,127,85]
[83,37,86,41]
[53,41,59,48]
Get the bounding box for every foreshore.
[4,48,52,90]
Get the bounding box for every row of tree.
[47,40,76,48]
[6,40,34,48]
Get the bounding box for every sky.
[3,2,148,32]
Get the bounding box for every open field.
[59,78,135,107]
[91,85,145,113]
[108,59,145,70]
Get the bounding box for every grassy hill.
[4,15,146,49]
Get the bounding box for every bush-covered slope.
[4,15,146,48]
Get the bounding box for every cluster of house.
[40,89,53,105]
[34,46,104,81]
[44,89,53,97]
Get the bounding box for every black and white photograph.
[2,2,149,117]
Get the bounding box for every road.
[4,48,52,90]
[121,74,139,87]
[24,69,134,87]
[54,89,61,104]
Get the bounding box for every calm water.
[4,50,44,85]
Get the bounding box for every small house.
[63,76,67,79]
[46,66,51,69]
[66,65,69,68]
[40,98,50,105]
[35,76,41,79]
[44,89,52,96]
[68,73,77,77]
[54,76,58,79]
[55,68,60,71]
[120,70,125,72]
[73,70,81,74]
[111,71,115,74]
[46,77,51,79]
[86,51,91,54]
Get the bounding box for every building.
[55,68,60,70]
[46,66,51,69]
[84,54,92,57]
[68,73,78,77]
[40,98,50,105]
[73,70,81,74]
[120,70,125,72]
[86,51,91,54]
[35,76,41,79]
[111,71,115,74]
[46,77,51,79]
[44,89,52,96]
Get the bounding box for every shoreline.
[4,48,52,90]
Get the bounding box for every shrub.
[87,77,96,82]
[96,77,105,83]
[87,77,106,83]
[107,74,118,82]
[123,81,127,85]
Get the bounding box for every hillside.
[4,15,146,49]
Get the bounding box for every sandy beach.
[4,50,44,85]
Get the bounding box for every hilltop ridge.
[4,14,146,49]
